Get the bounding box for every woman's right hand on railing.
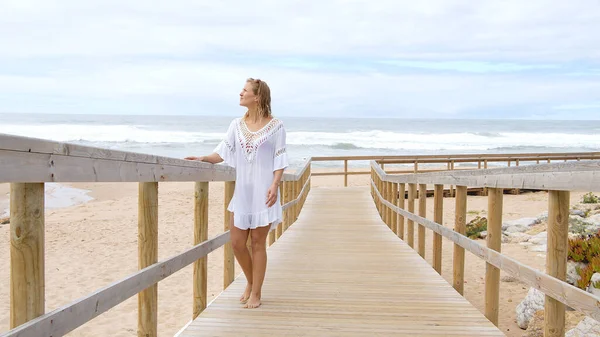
[184,156,205,161]
[184,153,224,164]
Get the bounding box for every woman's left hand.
[266,184,278,207]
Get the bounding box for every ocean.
[1,113,600,169]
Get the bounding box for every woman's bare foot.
[240,283,252,303]
[244,294,261,309]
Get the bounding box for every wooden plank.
[407,184,416,249]
[138,182,158,336]
[453,186,467,295]
[0,232,230,337]
[545,190,570,337]
[223,182,235,289]
[0,149,234,183]
[418,184,426,258]
[433,184,443,274]
[193,182,209,319]
[310,151,600,162]
[181,188,503,336]
[10,183,45,328]
[485,188,503,326]
[373,160,600,192]
[372,181,600,322]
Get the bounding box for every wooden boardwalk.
[179,187,504,336]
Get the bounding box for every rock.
[529,244,547,252]
[523,310,545,337]
[525,310,587,337]
[0,217,8,225]
[588,214,600,226]
[571,209,587,217]
[566,317,600,337]
[587,273,600,297]
[517,287,545,329]
[503,217,540,233]
[567,261,587,285]
[506,232,531,243]
[502,234,509,243]
[528,231,547,245]
[569,216,600,236]
[501,274,519,283]
[479,231,487,239]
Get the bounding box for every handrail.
[0,133,235,183]
[372,159,600,191]
[370,179,600,321]
[1,134,312,337]
[311,152,600,162]
[0,232,230,337]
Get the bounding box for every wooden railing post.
[391,182,398,234]
[453,185,467,295]
[344,159,348,187]
[433,184,443,274]
[384,181,390,227]
[193,182,209,319]
[398,183,405,239]
[418,184,426,258]
[407,183,416,248]
[545,190,569,337]
[485,187,503,326]
[224,181,235,288]
[10,183,45,328]
[138,182,158,337]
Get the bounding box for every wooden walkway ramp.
[179,187,504,336]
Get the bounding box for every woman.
[185,78,288,309]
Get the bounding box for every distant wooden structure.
[1,132,600,337]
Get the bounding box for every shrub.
[583,192,599,204]
[569,230,600,289]
[466,216,487,239]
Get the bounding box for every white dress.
[213,117,289,230]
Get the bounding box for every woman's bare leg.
[245,224,271,308]
[229,213,253,303]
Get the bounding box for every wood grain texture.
[223,182,235,289]
[418,184,427,258]
[179,187,504,336]
[433,184,443,274]
[193,182,209,319]
[371,180,600,322]
[10,183,45,329]
[545,190,570,337]
[453,186,467,295]
[485,188,503,326]
[372,159,600,191]
[1,232,230,337]
[138,182,158,337]
[0,149,235,183]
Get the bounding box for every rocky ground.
[468,196,600,336]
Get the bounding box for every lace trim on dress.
[275,147,286,157]
[236,118,282,163]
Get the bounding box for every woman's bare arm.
[184,152,223,164]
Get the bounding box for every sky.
[1,1,600,119]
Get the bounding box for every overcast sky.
[1,1,599,119]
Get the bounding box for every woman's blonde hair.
[245,78,272,118]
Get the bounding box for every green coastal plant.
[583,192,599,204]
[466,216,487,239]
[568,230,600,289]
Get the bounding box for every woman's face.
[239,82,258,108]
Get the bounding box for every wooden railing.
[370,159,600,336]
[312,152,600,186]
[0,134,310,337]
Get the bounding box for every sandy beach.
[0,170,596,336]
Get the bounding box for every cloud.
[0,0,599,118]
